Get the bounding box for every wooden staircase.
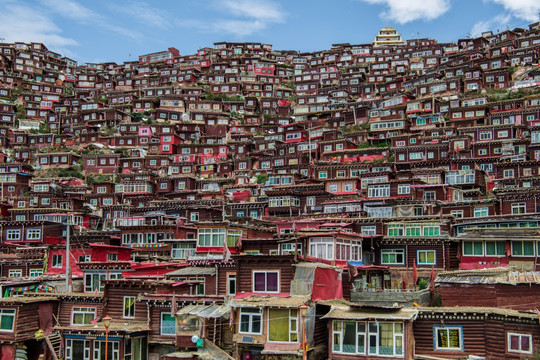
[44,333,63,360]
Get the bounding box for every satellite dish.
[191,335,199,344]
[181,113,190,121]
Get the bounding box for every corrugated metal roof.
[176,304,230,318]
[231,295,310,308]
[436,267,540,285]
[166,267,217,277]
[322,306,418,321]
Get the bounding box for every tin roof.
[231,294,310,308]
[322,306,418,321]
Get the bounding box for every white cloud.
[471,13,511,38]
[488,0,540,22]
[107,1,170,30]
[0,1,78,53]
[180,0,286,37]
[39,0,99,21]
[212,20,267,37]
[221,0,285,23]
[39,0,143,41]
[359,0,451,24]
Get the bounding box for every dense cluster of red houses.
[1,22,540,359]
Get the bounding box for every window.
[417,250,436,265]
[123,296,135,318]
[30,269,43,277]
[333,321,367,354]
[24,228,41,241]
[435,326,462,351]
[93,340,119,360]
[406,224,421,237]
[512,241,535,256]
[511,203,526,214]
[381,249,404,265]
[171,243,196,259]
[503,169,514,179]
[177,315,200,336]
[72,307,96,325]
[423,225,440,236]
[361,225,377,236]
[268,309,298,342]
[227,274,236,296]
[474,207,488,218]
[253,271,279,293]
[6,230,21,241]
[52,254,63,268]
[424,191,436,201]
[198,228,225,246]
[8,270,21,278]
[485,241,505,256]
[387,225,403,237]
[239,308,262,334]
[161,313,176,336]
[281,243,301,255]
[0,309,16,331]
[65,339,90,360]
[397,184,410,194]
[190,212,199,222]
[107,253,118,262]
[309,237,334,260]
[84,273,106,293]
[463,241,484,256]
[368,184,390,198]
[508,333,532,354]
[367,322,403,356]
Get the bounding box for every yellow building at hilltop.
[373,26,404,47]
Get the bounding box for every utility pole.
[65,219,71,292]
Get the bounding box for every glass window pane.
[267,273,278,292]
[524,241,535,256]
[473,242,483,255]
[254,273,265,291]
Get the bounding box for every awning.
[322,306,418,321]
[176,304,230,319]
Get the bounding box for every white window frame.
[0,309,15,331]
[26,228,41,240]
[511,202,526,215]
[239,308,262,335]
[474,207,488,218]
[417,250,436,265]
[123,296,135,319]
[397,184,410,194]
[507,332,532,354]
[160,312,177,336]
[51,254,63,268]
[434,326,463,351]
[381,249,404,265]
[6,230,21,241]
[252,271,279,293]
[71,307,96,326]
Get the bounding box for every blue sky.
[0,0,539,64]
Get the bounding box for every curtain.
[268,309,289,341]
[267,273,278,292]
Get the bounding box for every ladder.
[45,333,63,360]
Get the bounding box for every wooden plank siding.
[414,310,540,359]
[56,298,103,327]
[235,254,295,294]
[439,283,540,310]
[103,282,152,322]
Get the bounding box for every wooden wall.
[235,255,295,294]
